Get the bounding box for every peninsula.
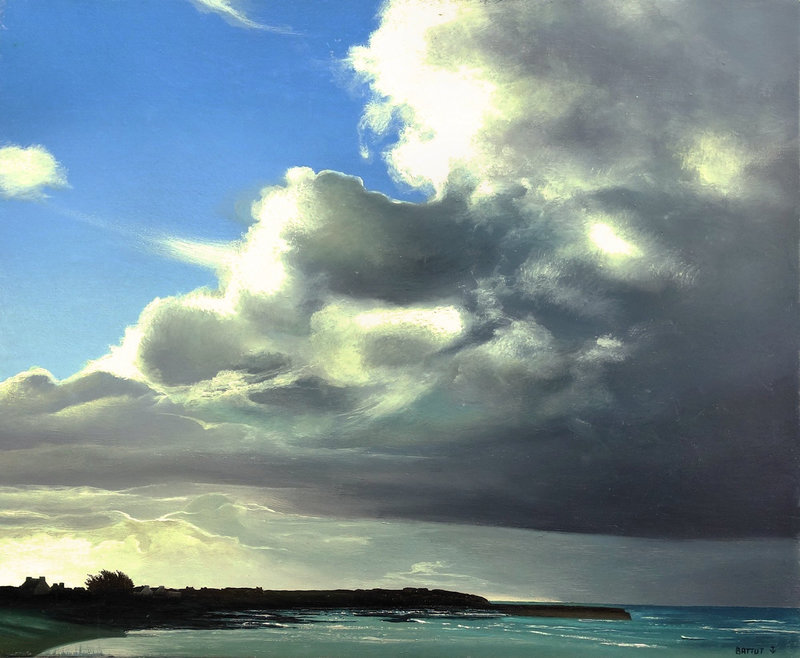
[1,576,631,627]
[0,575,630,654]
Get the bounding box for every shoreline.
[0,586,632,629]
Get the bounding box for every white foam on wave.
[359,636,406,643]
[733,627,800,635]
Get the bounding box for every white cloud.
[350,0,495,193]
[350,0,792,212]
[156,237,235,272]
[2,138,640,446]
[0,145,67,199]
[76,168,485,429]
[188,0,296,34]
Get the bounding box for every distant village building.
[19,576,50,595]
[133,585,153,597]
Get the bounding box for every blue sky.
[0,0,405,379]
[0,0,796,606]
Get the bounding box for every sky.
[0,0,797,607]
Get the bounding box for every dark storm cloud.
[0,0,796,541]
[280,0,796,537]
[283,171,503,304]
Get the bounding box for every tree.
[85,569,134,594]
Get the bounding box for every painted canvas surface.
[0,0,797,655]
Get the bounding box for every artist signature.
[735,647,778,655]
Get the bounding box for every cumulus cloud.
[351,0,795,204]
[0,145,67,199]
[0,0,796,547]
[76,162,636,445]
[0,367,253,455]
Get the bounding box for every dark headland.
[0,578,631,631]
[1,579,632,656]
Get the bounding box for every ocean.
[5,605,798,657]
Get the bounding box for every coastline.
[0,584,632,655]
[7,602,797,658]
[0,585,631,630]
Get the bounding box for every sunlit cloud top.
[350,0,496,193]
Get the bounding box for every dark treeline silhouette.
[1,573,631,630]
[85,570,134,594]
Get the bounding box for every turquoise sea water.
[5,605,797,657]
